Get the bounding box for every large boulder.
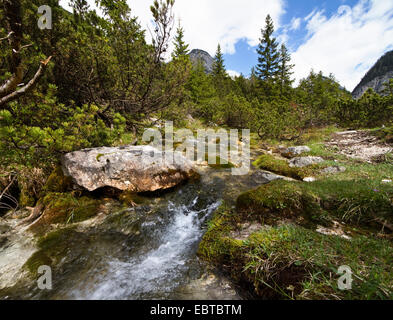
[61,146,197,193]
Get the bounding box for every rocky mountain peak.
[352,50,393,99]
[189,49,214,74]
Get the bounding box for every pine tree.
[256,15,280,82]
[212,44,227,78]
[278,43,294,93]
[172,21,189,59]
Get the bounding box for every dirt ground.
[326,130,393,162]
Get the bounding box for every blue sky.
[224,1,362,77]
[222,0,393,90]
[60,0,393,91]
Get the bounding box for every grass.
[199,126,393,300]
[199,189,393,299]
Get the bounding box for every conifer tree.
[277,43,294,93]
[212,44,227,78]
[256,15,280,82]
[172,20,189,59]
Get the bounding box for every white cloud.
[227,70,241,78]
[140,0,285,56]
[61,0,285,57]
[290,17,301,30]
[292,0,393,91]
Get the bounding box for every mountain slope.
[352,50,393,98]
[189,49,214,74]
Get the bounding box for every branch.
[0,31,14,41]
[0,56,52,107]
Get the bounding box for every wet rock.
[62,146,197,192]
[321,166,347,174]
[281,146,311,158]
[289,156,324,168]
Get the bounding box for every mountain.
[189,49,214,74]
[352,50,393,99]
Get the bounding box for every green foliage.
[296,70,350,126]
[256,15,280,82]
[0,85,126,167]
[172,21,190,59]
[212,44,227,79]
[338,82,393,127]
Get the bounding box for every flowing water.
[0,165,266,300]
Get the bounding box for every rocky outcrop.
[352,50,393,99]
[61,146,197,193]
[189,49,214,74]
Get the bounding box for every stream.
[0,164,267,300]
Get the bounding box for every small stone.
[289,156,324,168]
[303,177,316,182]
[382,179,392,184]
[281,146,311,157]
[252,170,284,184]
[321,166,346,174]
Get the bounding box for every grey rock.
[281,146,311,157]
[352,50,393,99]
[252,170,284,184]
[289,156,324,168]
[189,49,214,74]
[61,145,197,192]
[321,166,347,174]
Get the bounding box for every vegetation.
[199,128,393,300]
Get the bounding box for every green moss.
[24,251,53,276]
[23,226,78,276]
[43,166,73,193]
[253,154,324,180]
[199,174,393,299]
[199,202,393,300]
[19,187,35,207]
[96,153,105,162]
[30,193,102,232]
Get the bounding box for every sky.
[60,0,393,91]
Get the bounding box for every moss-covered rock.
[253,154,325,180]
[23,226,87,277]
[199,177,393,300]
[29,193,103,233]
[42,166,73,193]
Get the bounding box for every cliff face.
[189,49,214,74]
[352,50,393,99]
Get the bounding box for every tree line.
[0,0,392,172]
